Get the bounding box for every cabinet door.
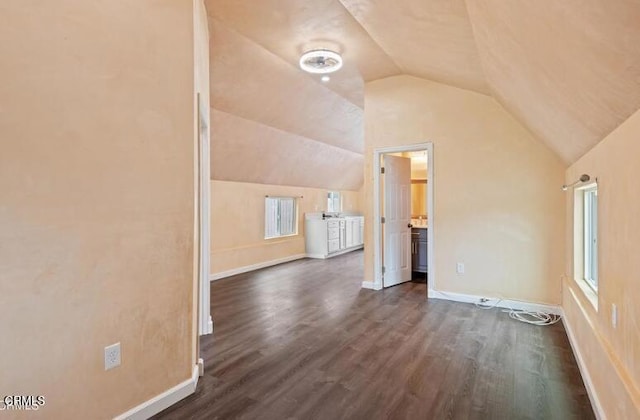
[411,239,419,271]
[345,219,354,248]
[417,240,428,272]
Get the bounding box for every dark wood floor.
[154,250,594,420]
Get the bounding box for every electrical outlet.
[104,342,121,370]
[612,304,618,329]
[456,262,465,274]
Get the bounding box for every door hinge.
[382,266,386,274]
[381,167,385,174]
[381,217,385,224]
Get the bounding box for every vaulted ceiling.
[206,0,640,188]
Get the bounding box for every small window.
[265,197,297,239]
[583,185,598,291]
[327,191,341,213]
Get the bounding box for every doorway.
[373,143,434,294]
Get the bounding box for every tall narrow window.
[583,186,598,291]
[265,197,297,239]
[327,191,341,213]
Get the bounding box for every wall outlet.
[456,262,465,274]
[104,342,121,370]
[612,304,618,329]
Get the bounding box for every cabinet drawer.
[327,220,340,228]
[328,239,340,253]
[411,228,427,240]
[327,227,340,240]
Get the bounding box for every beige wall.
[0,1,197,418]
[364,75,566,304]
[211,180,362,275]
[563,109,640,417]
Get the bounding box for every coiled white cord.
[475,298,561,326]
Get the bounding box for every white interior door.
[383,154,412,287]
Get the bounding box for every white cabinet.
[305,214,364,259]
[344,217,363,249]
[345,220,355,248]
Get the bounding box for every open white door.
[382,154,412,287]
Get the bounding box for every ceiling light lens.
[299,49,343,74]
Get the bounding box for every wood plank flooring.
[154,251,594,419]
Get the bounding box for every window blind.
[265,197,297,239]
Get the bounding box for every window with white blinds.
[265,197,297,239]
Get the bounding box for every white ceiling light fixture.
[299,49,343,74]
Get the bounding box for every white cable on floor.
[475,299,502,309]
[503,309,562,326]
[475,298,561,325]
[435,291,562,326]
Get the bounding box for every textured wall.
[563,108,640,418]
[210,180,362,276]
[364,75,566,304]
[0,1,196,418]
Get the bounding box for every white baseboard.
[561,310,605,419]
[306,245,364,260]
[427,289,562,315]
[210,254,306,281]
[305,253,327,259]
[205,316,213,336]
[361,281,382,290]
[115,364,199,420]
[197,358,205,377]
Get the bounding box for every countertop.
[412,225,428,230]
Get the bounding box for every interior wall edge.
[366,73,494,99]
[210,106,365,159]
[209,176,363,193]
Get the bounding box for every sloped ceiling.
[466,0,640,163]
[208,17,367,190]
[207,0,640,189]
[339,0,489,94]
[207,0,400,107]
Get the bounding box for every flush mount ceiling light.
[299,49,343,74]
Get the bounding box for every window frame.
[264,196,298,240]
[582,185,598,292]
[327,191,342,213]
[573,181,599,310]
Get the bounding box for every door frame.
[197,93,213,336]
[373,142,434,293]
